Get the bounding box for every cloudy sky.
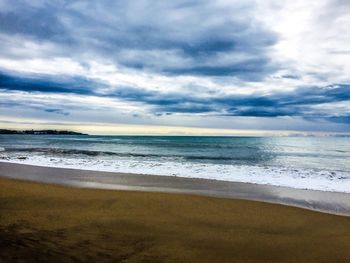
[0,0,349,135]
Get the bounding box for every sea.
[0,135,349,193]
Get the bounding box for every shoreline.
[1,162,350,216]
[1,155,349,194]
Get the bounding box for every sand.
[1,176,350,262]
[1,162,350,216]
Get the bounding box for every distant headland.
[0,129,88,135]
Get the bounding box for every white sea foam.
[1,153,349,193]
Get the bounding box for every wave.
[3,147,158,158]
[1,154,349,193]
[4,146,347,160]
[2,147,272,162]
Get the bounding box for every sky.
[0,0,349,135]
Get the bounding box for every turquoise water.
[1,135,349,192]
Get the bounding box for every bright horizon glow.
[1,119,348,137]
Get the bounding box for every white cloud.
[257,0,350,85]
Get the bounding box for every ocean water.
[0,135,349,193]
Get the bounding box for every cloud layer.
[0,0,349,133]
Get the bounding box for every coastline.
[1,162,350,216]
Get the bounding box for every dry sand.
[1,177,350,262]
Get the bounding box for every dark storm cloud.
[0,71,97,95]
[0,7,65,40]
[1,71,349,123]
[0,0,278,79]
[112,83,350,122]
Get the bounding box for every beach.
[1,162,350,216]
[1,135,349,193]
[1,0,350,261]
[1,163,350,262]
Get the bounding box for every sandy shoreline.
[1,162,350,216]
[1,176,350,262]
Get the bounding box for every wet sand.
[1,162,350,216]
[1,176,350,262]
